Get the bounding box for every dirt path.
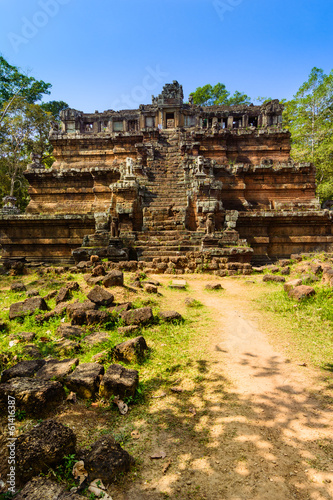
[117,276,333,500]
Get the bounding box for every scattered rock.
[67,300,97,325]
[27,289,40,297]
[90,255,100,263]
[143,279,160,287]
[54,339,81,356]
[144,283,158,294]
[205,283,223,290]
[10,282,26,292]
[87,285,114,306]
[169,279,187,289]
[57,324,84,339]
[109,302,132,314]
[15,419,76,485]
[91,264,106,277]
[0,378,65,417]
[280,267,291,275]
[301,274,319,284]
[113,336,148,363]
[35,302,68,323]
[9,331,36,343]
[84,434,135,483]
[118,325,140,336]
[284,279,303,293]
[35,358,79,382]
[84,275,104,286]
[22,344,42,359]
[9,296,48,320]
[288,285,316,301]
[65,363,105,399]
[77,260,92,270]
[121,307,153,326]
[99,364,139,399]
[85,310,110,326]
[92,351,108,364]
[184,297,197,306]
[262,275,286,283]
[43,290,58,301]
[66,281,80,292]
[55,286,71,304]
[103,270,124,287]
[1,359,46,383]
[14,477,86,500]
[83,331,110,346]
[159,310,183,322]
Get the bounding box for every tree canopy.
[283,67,333,203]
[189,83,251,106]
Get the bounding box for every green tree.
[190,83,251,106]
[283,67,333,203]
[0,100,53,210]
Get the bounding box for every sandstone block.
[9,296,48,320]
[284,279,302,293]
[288,285,315,301]
[1,359,45,383]
[15,420,76,485]
[99,364,139,399]
[55,286,70,304]
[103,270,124,287]
[121,307,153,326]
[65,363,104,399]
[144,283,158,293]
[57,324,84,339]
[83,331,110,346]
[113,336,148,363]
[262,275,285,283]
[0,377,65,417]
[159,310,183,322]
[118,325,140,336]
[85,435,135,483]
[205,283,223,290]
[10,282,26,292]
[14,477,86,500]
[35,358,79,382]
[87,285,114,306]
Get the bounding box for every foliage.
[189,82,251,106]
[283,67,333,203]
[0,99,54,209]
[0,56,68,208]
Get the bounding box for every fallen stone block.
[121,307,153,326]
[288,285,316,301]
[9,331,36,342]
[9,296,48,320]
[0,378,65,417]
[158,310,183,322]
[86,310,110,326]
[99,364,139,399]
[103,270,124,287]
[112,336,148,363]
[87,285,114,306]
[205,283,223,290]
[118,325,140,336]
[35,358,79,382]
[144,283,158,294]
[284,279,302,293]
[262,275,286,283]
[65,363,105,399]
[1,359,45,383]
[83,331,110,346]
[57,324,84,339]
[91,264,106,277]
[55,286,71,304]
[53,339,81,356]
[14,477,86,500]
[169,279,187,289]
[10,282,26,292]
[85,434,135,484]
[15,419,76,485]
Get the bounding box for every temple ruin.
[1,80,333,268]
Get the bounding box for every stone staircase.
[141,130,188,231]
[135,229,204,262]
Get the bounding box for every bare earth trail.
[119,276,333,500]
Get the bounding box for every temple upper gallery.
[1,81,332,266]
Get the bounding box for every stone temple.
[1,80,333,269]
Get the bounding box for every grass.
[257,282,333,369]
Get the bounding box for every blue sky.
[1,0,332,112]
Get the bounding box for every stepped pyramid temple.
[1,81,333,270]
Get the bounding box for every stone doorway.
[166,112,175,128]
